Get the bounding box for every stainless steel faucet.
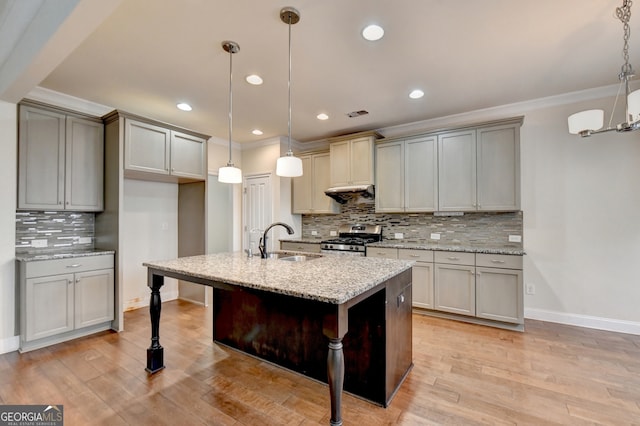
[259,222,294,258]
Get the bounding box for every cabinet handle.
[447,256,460,261]
[491,260,506,264]
[410,254,420,258]
[296,246,304,249]
[66,264,81,268]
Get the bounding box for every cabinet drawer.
[398,249,433,263]
[280,242,321,253]
[434,251,475,266]
[366,247,398,259]
[476,253,522,269]
[23,254,114,278]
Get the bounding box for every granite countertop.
[16,249,116,262]
[367,241,525,256]
[144,251,412,304]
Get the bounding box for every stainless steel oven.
[320,224,382,256]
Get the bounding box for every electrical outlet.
[330,230,337,236]
[394,233,404,239]
[78,237,92,244]
[509,235,522,243]
[31,239,47,248]
[430,233,441,240]
[311,230,318,236]
[526,283,536,295]
[162,222,169,231]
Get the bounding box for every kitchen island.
[143,252,413,426]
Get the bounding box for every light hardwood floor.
[0,300,639,425]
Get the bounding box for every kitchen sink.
[267,253,322,261]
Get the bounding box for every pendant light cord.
[228,46,234,165]
[287,14,293,155]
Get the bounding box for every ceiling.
[35,0,631,143]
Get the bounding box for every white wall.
[122,179,178,310]
[208,137,243,251]
[520,99,640,331]
[0,101,17,352]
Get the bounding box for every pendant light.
[276,7,303,177]
[568,0,640,137]
[218,41,243,183]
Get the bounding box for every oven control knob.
[328,245,333,249]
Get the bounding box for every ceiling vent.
[347,110,369,118]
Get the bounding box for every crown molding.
[25,86,113,117]
[378,83,621,139]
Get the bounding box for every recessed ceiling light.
[409,89,424,99]
[246,74,263,85]
[317,113,329,120]
[176,102,192,111]
[252,129,264,135]
[362,24,384,41]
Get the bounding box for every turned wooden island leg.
[327,337,345,426]
[146,272,165,373]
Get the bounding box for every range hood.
[325,184,374,204]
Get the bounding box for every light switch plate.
[31,239,48,248]
[430,233,441,240]
[330,231,337,236]
[509,235,522,243]
[394,233,403,239]
[311,230,318,236]
[78,237,92,244]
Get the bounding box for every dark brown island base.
[143,252,413,426]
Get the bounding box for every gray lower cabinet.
[280,241,321,253]
[19,254,114,352]
[369,247,524,328]
[434,258,476,317]
[367,247,434,309]
[475,254,523,323]
[398,249,434,309]
[18,102,104,211]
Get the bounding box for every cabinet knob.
[67,279,73,285]
[76,278,81,283]
[58,201,62,205]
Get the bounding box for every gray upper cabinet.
[170,130,207,179]
[124,119,170,175]
[123,117,206,182]
[18,103,104,211]
[293,152,338,214]
[329,133,378,187]
[376,135,438,213]
[375,141,404,212]
[476,124,521,211]
[375,117,522,213]
[438,130,477,211]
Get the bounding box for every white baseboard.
[525,308,640,335]
[124,289,179,312]
[0,335,19,355]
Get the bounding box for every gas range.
[320,224,382,254]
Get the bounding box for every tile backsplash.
[302,194,523,249]
[16,211,95,255]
